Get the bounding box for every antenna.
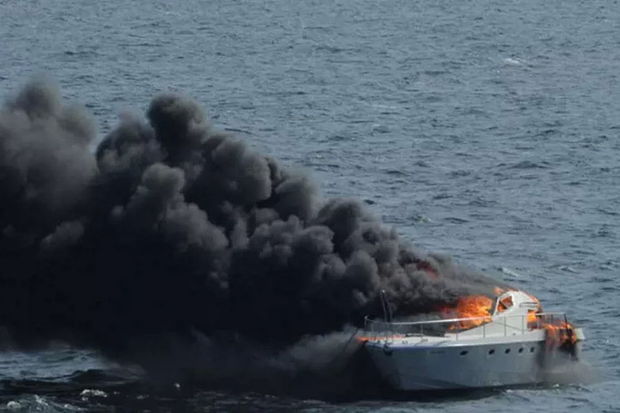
[380,290,393,322]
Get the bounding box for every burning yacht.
[361,289,584,391]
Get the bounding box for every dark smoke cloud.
[0,79,506,396]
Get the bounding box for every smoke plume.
[0,79,505,396]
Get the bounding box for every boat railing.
[363,312,569,342]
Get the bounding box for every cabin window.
[488,349,495,355]
[530,347,535,353]
[518,348,524,353]
[497,295,514,313]
[527,310,540,329]
[505,348,511,354]
[460,350,468,356]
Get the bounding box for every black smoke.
[0,79,505,396]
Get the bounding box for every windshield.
[495,295,514,314]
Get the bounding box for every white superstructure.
[363,290,585,390]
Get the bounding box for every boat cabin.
[459,290,542,337]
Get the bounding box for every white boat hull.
[365,332,583,390]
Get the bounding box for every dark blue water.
[1,0,619,411]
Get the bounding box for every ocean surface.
[1,0,619,411]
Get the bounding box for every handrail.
[362,312,570,342]
[364,312,567,327]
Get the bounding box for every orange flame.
[525,293,543,329]
[523,293,577,349]
[527,309,538,325]
[544,321,577,348]
[440,295,494,330]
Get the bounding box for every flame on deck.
[439,295,494,330]
[521,292,578,349]
[543,320,578,348]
